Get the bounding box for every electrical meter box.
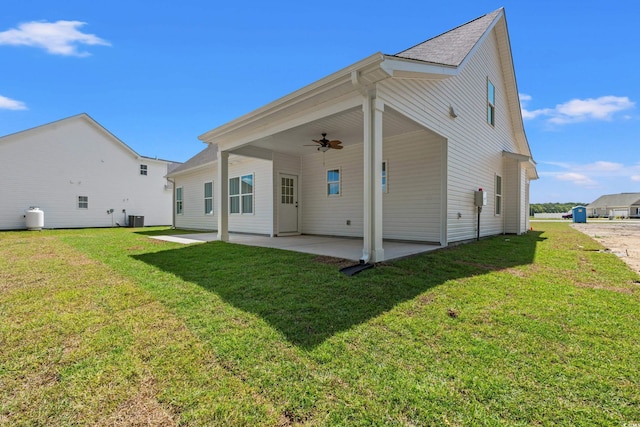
[474,190,487,207]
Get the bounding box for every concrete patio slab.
[149,233,440,262]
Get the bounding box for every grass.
[1,223,639,425]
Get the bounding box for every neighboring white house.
[0,113,179,230]
[169,8,537,262]
[587,193,640,218]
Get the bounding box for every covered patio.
[150,232,441,262]
[200,54,450,264]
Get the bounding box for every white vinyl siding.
[0,115,173,230]
[378,27,523,241]
[302,145,363,237]
[302,130,443,242]
[172,156,272,234]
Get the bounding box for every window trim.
[204,181,213,215]
[176,186,183,215]
[495,174,502,216]
[229,173,254,215]
[327,168,341,197]
[77,195,88,209]
[487,78,496,127]
[140,164,148,176]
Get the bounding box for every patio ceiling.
[232,105,430,157]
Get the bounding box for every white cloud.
[582,161,624,173]
[0,95,27,110]
[555,172,597,186]
[519,94,635,125]
[0,20,110,57]
[541,160,639,189]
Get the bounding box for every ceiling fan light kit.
[307,132,343,151]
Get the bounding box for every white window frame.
[176,186,183,215]
[229,173,254,215]
[487,78,496,127]
[327,168,341,197]
[382,160,389,193]
[204,181,213,215]
[140,164,148,176]
[77,196,88,209]
[495,174,502,216]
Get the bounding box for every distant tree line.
[530,202,588,214]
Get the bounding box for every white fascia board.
[166,161,215,178]
[380,56,457,80]
[199,53,385,143]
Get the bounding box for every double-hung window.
[176,187,183,215]
[487,79,496,126]
[140,164,148,175]
[327,169,340,196]
[204,181,213,215]
[382,161,388,193]
[229,174,254,214]
[495,175,502,216]
[78,196,88,209]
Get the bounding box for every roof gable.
[588,193,640,207]
[0,113,179,166]
[393,8,502,67]
[168,143,217,176]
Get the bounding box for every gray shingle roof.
[587,193,640,208]
[393,8,503,67]
[168,143,217,175]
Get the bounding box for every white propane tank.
[25,207,44,231]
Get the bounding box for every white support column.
[217,149,229,241]
[361,92,385,263]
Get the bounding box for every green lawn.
[1,223,639,426]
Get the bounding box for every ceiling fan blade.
[328,140,343,149]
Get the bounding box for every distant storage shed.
[0,114,180,230]
[587,193,640,218]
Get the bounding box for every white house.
[587,193,640,218]
[0,113,179,230]
[169,8,537,262]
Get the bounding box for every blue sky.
[1,1,638,204]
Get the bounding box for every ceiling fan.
[306,133,343,152]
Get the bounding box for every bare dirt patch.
[571,221,640,275]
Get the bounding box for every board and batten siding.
[379,29,524,242]
[173,155,274,235]
[301,130,443,242]
[0,116,172,230]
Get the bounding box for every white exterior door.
[278,173,298,234]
